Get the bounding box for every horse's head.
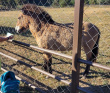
[15,12,30,33]
[15,4,54,33]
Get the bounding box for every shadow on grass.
[79,80,110,93]
[0,47,41,66]
[80,66,110,79]
[19,86,40,93]
[47,84,110,93]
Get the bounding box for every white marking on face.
[15,26,20,33]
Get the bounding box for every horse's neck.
[29,21,46,39]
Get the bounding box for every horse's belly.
[48,40,73,51]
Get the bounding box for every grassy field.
[0,5,110,93]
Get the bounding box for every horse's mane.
[22,4,54,24]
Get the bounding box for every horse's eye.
[18,16,22,19]
[18,17,21,19]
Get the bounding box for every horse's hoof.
[81,72,88,79]
[81,72,89,79]
[42,64,47,71]
[48,67,52,74]
[49,70,52,74]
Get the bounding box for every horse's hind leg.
[43,53,52,73]
[83,41,98,78]
[83,52,92,78]
[82,41,95,78]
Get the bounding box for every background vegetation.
[0,0,110,9]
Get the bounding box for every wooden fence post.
[71,0,84,93]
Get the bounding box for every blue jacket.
[0,71,20,93]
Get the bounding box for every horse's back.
[39,23,73,51]
[39,22,100,51]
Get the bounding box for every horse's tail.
[92,29,100,62]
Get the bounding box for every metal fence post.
[71,0,84,93]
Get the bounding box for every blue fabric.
[0,71,20,93]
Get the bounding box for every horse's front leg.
[83,42,98,78]
[42,53,52,73]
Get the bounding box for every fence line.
[9,40,72,60]
[8,40,110,71]
[0,52,71,85]
[79,59,110,71]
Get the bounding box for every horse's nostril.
[15,29,17,32]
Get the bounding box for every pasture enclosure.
[0,0,110,93]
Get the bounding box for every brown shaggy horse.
[15,4,100,77]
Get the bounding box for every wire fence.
[0,0,110,93]
[79,1,110,93]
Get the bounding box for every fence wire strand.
[0,0,110,93]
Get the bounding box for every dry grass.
[0,5,110,93]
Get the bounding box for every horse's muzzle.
[15,26,26,33]
[15,26,20,33]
